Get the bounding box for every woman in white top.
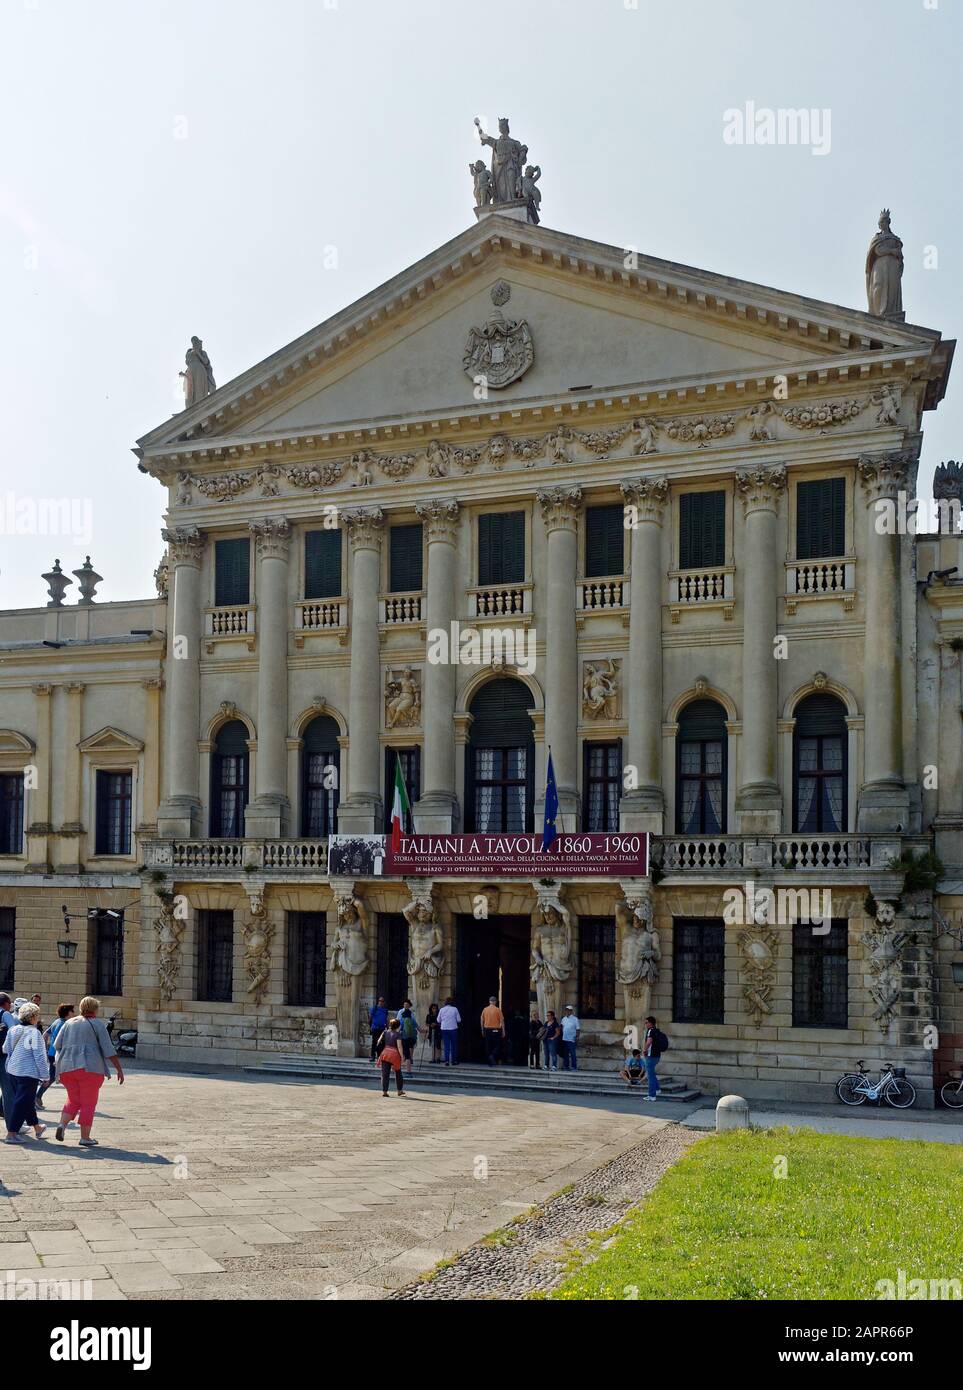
[3,1002,48,1141]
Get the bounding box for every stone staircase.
[246,1053,701,1102]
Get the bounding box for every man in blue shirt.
[368,996,389,1059]
[560,1005,581,1071]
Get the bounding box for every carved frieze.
[664,415,735,446]
[783,398,863,430]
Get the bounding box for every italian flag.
[390,758,412,853]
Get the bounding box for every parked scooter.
[106,1013,138,1058]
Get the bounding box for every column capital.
[64,682,86,695]
[415,498,461,544]
[142,676,165,692]
[537,486,583,533]
[342,506,385,551]
[250,516,292,560]
[620,475,669,523]
[32,682,53,698]
[735,463,787,514]
[857,450,913,503]
[161,525,206,567]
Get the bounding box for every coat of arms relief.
[463,281,534,389]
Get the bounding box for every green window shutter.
[679,491,725,569]
[389,523,424,592]
[585,504,625,577]
[304,529,342,599]
[214,537,251,606]
[796,477,845,560]
[479,511,525,585]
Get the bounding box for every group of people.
[0,993,124,1145]
[365,995,668,1099]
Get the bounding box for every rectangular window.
[376,914,409,1012]
[578,917,616,1020]
[389,523,424,593]
[672,919,725,1024]
[796,477,845,560]
[304,529,342,599]
[89,910,124,997]
[793,920,848,1028]
[478,511,525,585]
[214,537,251,607]
[0,773,24,855]
[585,504,625,578]
[287,912,327,1007]
[197,910,234,1003]
[0,907,14,986]
[95,770,132,856]
[470,747,531,833]
[679,491,726,570]
[384,747,420,833]
[583,741,622,831]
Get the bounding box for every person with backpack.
[642,1015,668,1101]
[397,999,419,1075]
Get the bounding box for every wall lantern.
[57,904,77,963]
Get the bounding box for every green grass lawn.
[552,1128,963,1300]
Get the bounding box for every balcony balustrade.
[668,566,734,622]
[785,557,855,614]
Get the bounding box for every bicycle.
[835,1060,916,1109]
[940,1069,963,1109]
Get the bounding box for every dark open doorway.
[455,915,533,1064]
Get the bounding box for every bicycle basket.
[891,1066,906,1078]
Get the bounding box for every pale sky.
[1,0,959,609]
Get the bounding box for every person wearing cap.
[480,996,505,1066]
[560,1004,581,1071]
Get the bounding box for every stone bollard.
[716,1094,751,1132]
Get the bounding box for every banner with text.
[384,832,648,878]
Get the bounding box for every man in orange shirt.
[480,996,505,1067]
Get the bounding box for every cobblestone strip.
[393,1123,701,1300]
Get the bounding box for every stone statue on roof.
[180,336,216,409]
[865,210,904,321]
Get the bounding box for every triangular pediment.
[136,216,952,463]
[78,726,144,755]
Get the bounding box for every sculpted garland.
[171,390,897,504]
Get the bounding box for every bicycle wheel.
[940,1080,963,1109]
[837,1075,867,1106]
[885,1077,916,1109]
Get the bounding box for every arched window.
[466,679,535,833]
[793,694,847,833]
[211,720,249,838]
[302,715,340,837]
[676,699,727,834]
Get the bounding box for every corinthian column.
[857,451,911,830]
[735,465,786,832]
[246,518,292,838]
[620,477,669,832]
[157,526,205,838]
[537,487,582,828]
[415,499,461,831]
[338,508,384,833]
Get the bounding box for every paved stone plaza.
[0,1064,668,1300]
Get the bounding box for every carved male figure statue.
[386,667,419,728]
[403,896,445,1022]
[583,659,618,719]
[474,116,524,205]
[469,159,493,207]
[330,894,369,1054]
[615,895,660,1040]
[865,209,904,319]
[180,336,215,408]
[530,898,573,1021]
[517,165,542,224]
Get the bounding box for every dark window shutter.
[585,505,625,578]
[389,523,424,593]
[0,775,24,854]
[0,908,15,986]
[679,491,726,569]
[214,537,251,606]
[796,478,845,560]
[479,512,525,585]
[672,919,725,1023]
[304,529,342,599]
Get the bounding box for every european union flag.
[542,749,559,852]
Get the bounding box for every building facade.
[2,202,963,1104]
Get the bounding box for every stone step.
[245,1054,701,1102]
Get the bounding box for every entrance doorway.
[455,915,533,1064]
